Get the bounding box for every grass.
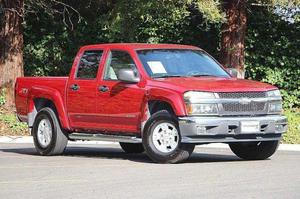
[282,109,300,144]
[0,106,299,144]
[0,108,29,136]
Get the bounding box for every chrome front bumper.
[178,115,287,144]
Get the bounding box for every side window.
[104,51,138,80]
[76,50,103,79]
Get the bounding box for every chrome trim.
[185,97,281,104]
[179,115,287,123]
[69,133,142,143]
[178,115,288,137]
[181,136,281,144]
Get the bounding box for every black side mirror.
[226,68,238,78]
[117,69,140,83]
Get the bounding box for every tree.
[0,0,81,109]
[220,0,246,78]
[0,0,24,108]
[219,0,300,78]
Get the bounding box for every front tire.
[119,142,144,153]
[32,107,68,155]
[229,141,279,160]
[143,110,195,163]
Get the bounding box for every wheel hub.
[37,119,52,148]
[152,122,179,153]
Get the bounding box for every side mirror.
[226,68,238,78]
[117,69,140,83]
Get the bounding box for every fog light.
[196,125,207,134]
[275,124,284,132]
[269,102,282,113]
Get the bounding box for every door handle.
[70,84,80,91]
[98,85,109,92]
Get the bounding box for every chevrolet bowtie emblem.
[239,98,252,105]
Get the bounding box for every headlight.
[267,89,281,97]
[269,101,282,113]
[267,89,282,114]
[184,91,215,103]
[186,103,218,115]
[184,92,218,115]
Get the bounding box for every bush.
[282,109,300,144]
[245,6,300,109]
[0,108,28,136]
[0,113,28,132]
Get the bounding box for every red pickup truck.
[15,43,287,163]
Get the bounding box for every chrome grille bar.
[217,92,269,115]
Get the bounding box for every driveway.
[0,143,299,199]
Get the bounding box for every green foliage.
[187,0,225,23]
[270,0,300,7]
[107,0,190,43]
[0,89,6,106]
[23,0,222,76]
[23,1,299,111]
[245,6,300,108]
[283,109,300,144]
[0,112,28,132]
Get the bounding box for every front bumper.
[178,115,287,144]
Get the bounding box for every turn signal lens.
[186,103,218,115]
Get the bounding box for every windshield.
[137,49,230,78]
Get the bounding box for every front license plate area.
[240,121,260,133]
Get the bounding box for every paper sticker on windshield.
[147,61,167,74]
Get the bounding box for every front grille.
[218,92,268,115]
[218,92,266,99]
[223,102,266,112]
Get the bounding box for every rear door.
[66,49,104,129]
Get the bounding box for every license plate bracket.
[240,121,260,133]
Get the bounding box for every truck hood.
[150,77,277,92]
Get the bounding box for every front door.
[67,50,104,129]
[96,50,146,133]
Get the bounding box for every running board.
[68,133,142,143]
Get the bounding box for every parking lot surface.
[0,143,299,199]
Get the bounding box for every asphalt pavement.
[0,143,299,199]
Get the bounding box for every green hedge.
[245,7,300,109]
[283,109,300,144]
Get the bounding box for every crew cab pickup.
[15,43,287,163]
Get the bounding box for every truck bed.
[15,77,68,121]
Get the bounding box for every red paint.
[15,43,278,134]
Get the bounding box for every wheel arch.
[140,96,185,135]
[27,86,70,130]
[148,100,176,115]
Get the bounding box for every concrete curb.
[1,136,300,152]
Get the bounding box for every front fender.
[147,87,186,116]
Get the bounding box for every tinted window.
[104,51,138,80]
[76,50,103,79]
[137,49,229,78]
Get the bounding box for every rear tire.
[32,107,68,155]
[143,110,195,163]
[229,141,279,160]
[119,143,144,153]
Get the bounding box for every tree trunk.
[220,0,247,78]
[0,0,24,109]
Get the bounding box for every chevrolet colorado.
[15,43,287,163]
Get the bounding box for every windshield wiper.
[188,74,219,77]
[153,74,183,78]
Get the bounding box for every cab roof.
[81,43,201,51]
